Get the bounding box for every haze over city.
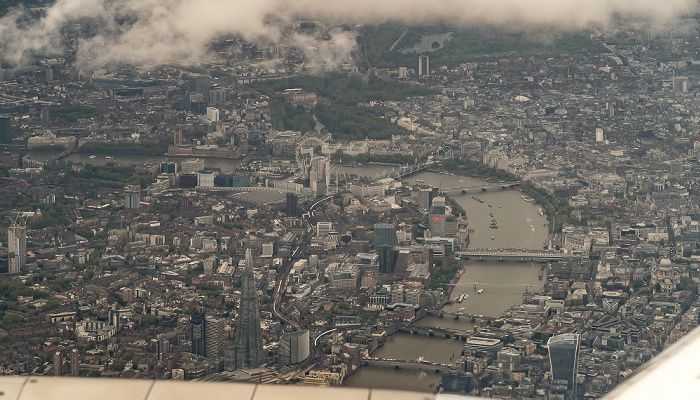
[0,0,699,399]
[0,0,696,67]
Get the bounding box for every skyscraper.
[392,249,416,280]
[379,244,396,274]
[309,155,330,196]
[205,315,225,358]
[124,185,141,211]
[419,187,439,212]
[191,311,206,356]
[374,223,398,249]
[53,351,63,376]
[70,348,80,376]
[429,196,447,236]
[40,107,50,127]
[0,116,11,144]
[418,55,430,76]
[8,218,26,274]
[548,333,581,396]
[189,75,211,95]
[278,330,310,365]
[234,249,263,369]
[286,192,298,217]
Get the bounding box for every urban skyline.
[0,4,700,398]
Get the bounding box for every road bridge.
[362,357,455,373]
[456,249,564,262]
[443,182,519,196]
[397,325,472,340]
[52,148,75,161]
[375,162,431,181]
[425,310,485,322]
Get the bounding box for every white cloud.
[0,0,695,69]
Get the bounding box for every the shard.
[233,248,264,369]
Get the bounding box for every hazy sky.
[0,0,695,68]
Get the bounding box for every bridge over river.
[397,325,472,340]
[456,249,564,262]
[362,357,456,373]
[442,182,519,196]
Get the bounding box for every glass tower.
[234,249,263,369]
[548,333,581,396]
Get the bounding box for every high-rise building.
[210,88,227,103]
[189,75,211,94]
[418,55,430,76]
[309,156,330,196]
[124,185,141,211]
[423,247,434,273]
[233,249,263,369]
[595,128,604,143]
[45,66,53,83]
[429,196,447,215]
[70,348,80,376]
[548,334,581,396]
[429,196,448,236]
[374,223,398,249]
[205,315,225,358]
[191,311,206,356]
[393,249,416,280]
[419,187,439,212]
[8,219,26,274]
[53,351,63,376]
[379,244,396,274]
[278,330,310,365]
[0,116,11,144]
[40,107,50,127]
[286,192,298,217]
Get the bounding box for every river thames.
[345,171,548,392]
[29,153,548,392]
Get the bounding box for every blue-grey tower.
[234,249,263,369]
[548,333,580,397]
